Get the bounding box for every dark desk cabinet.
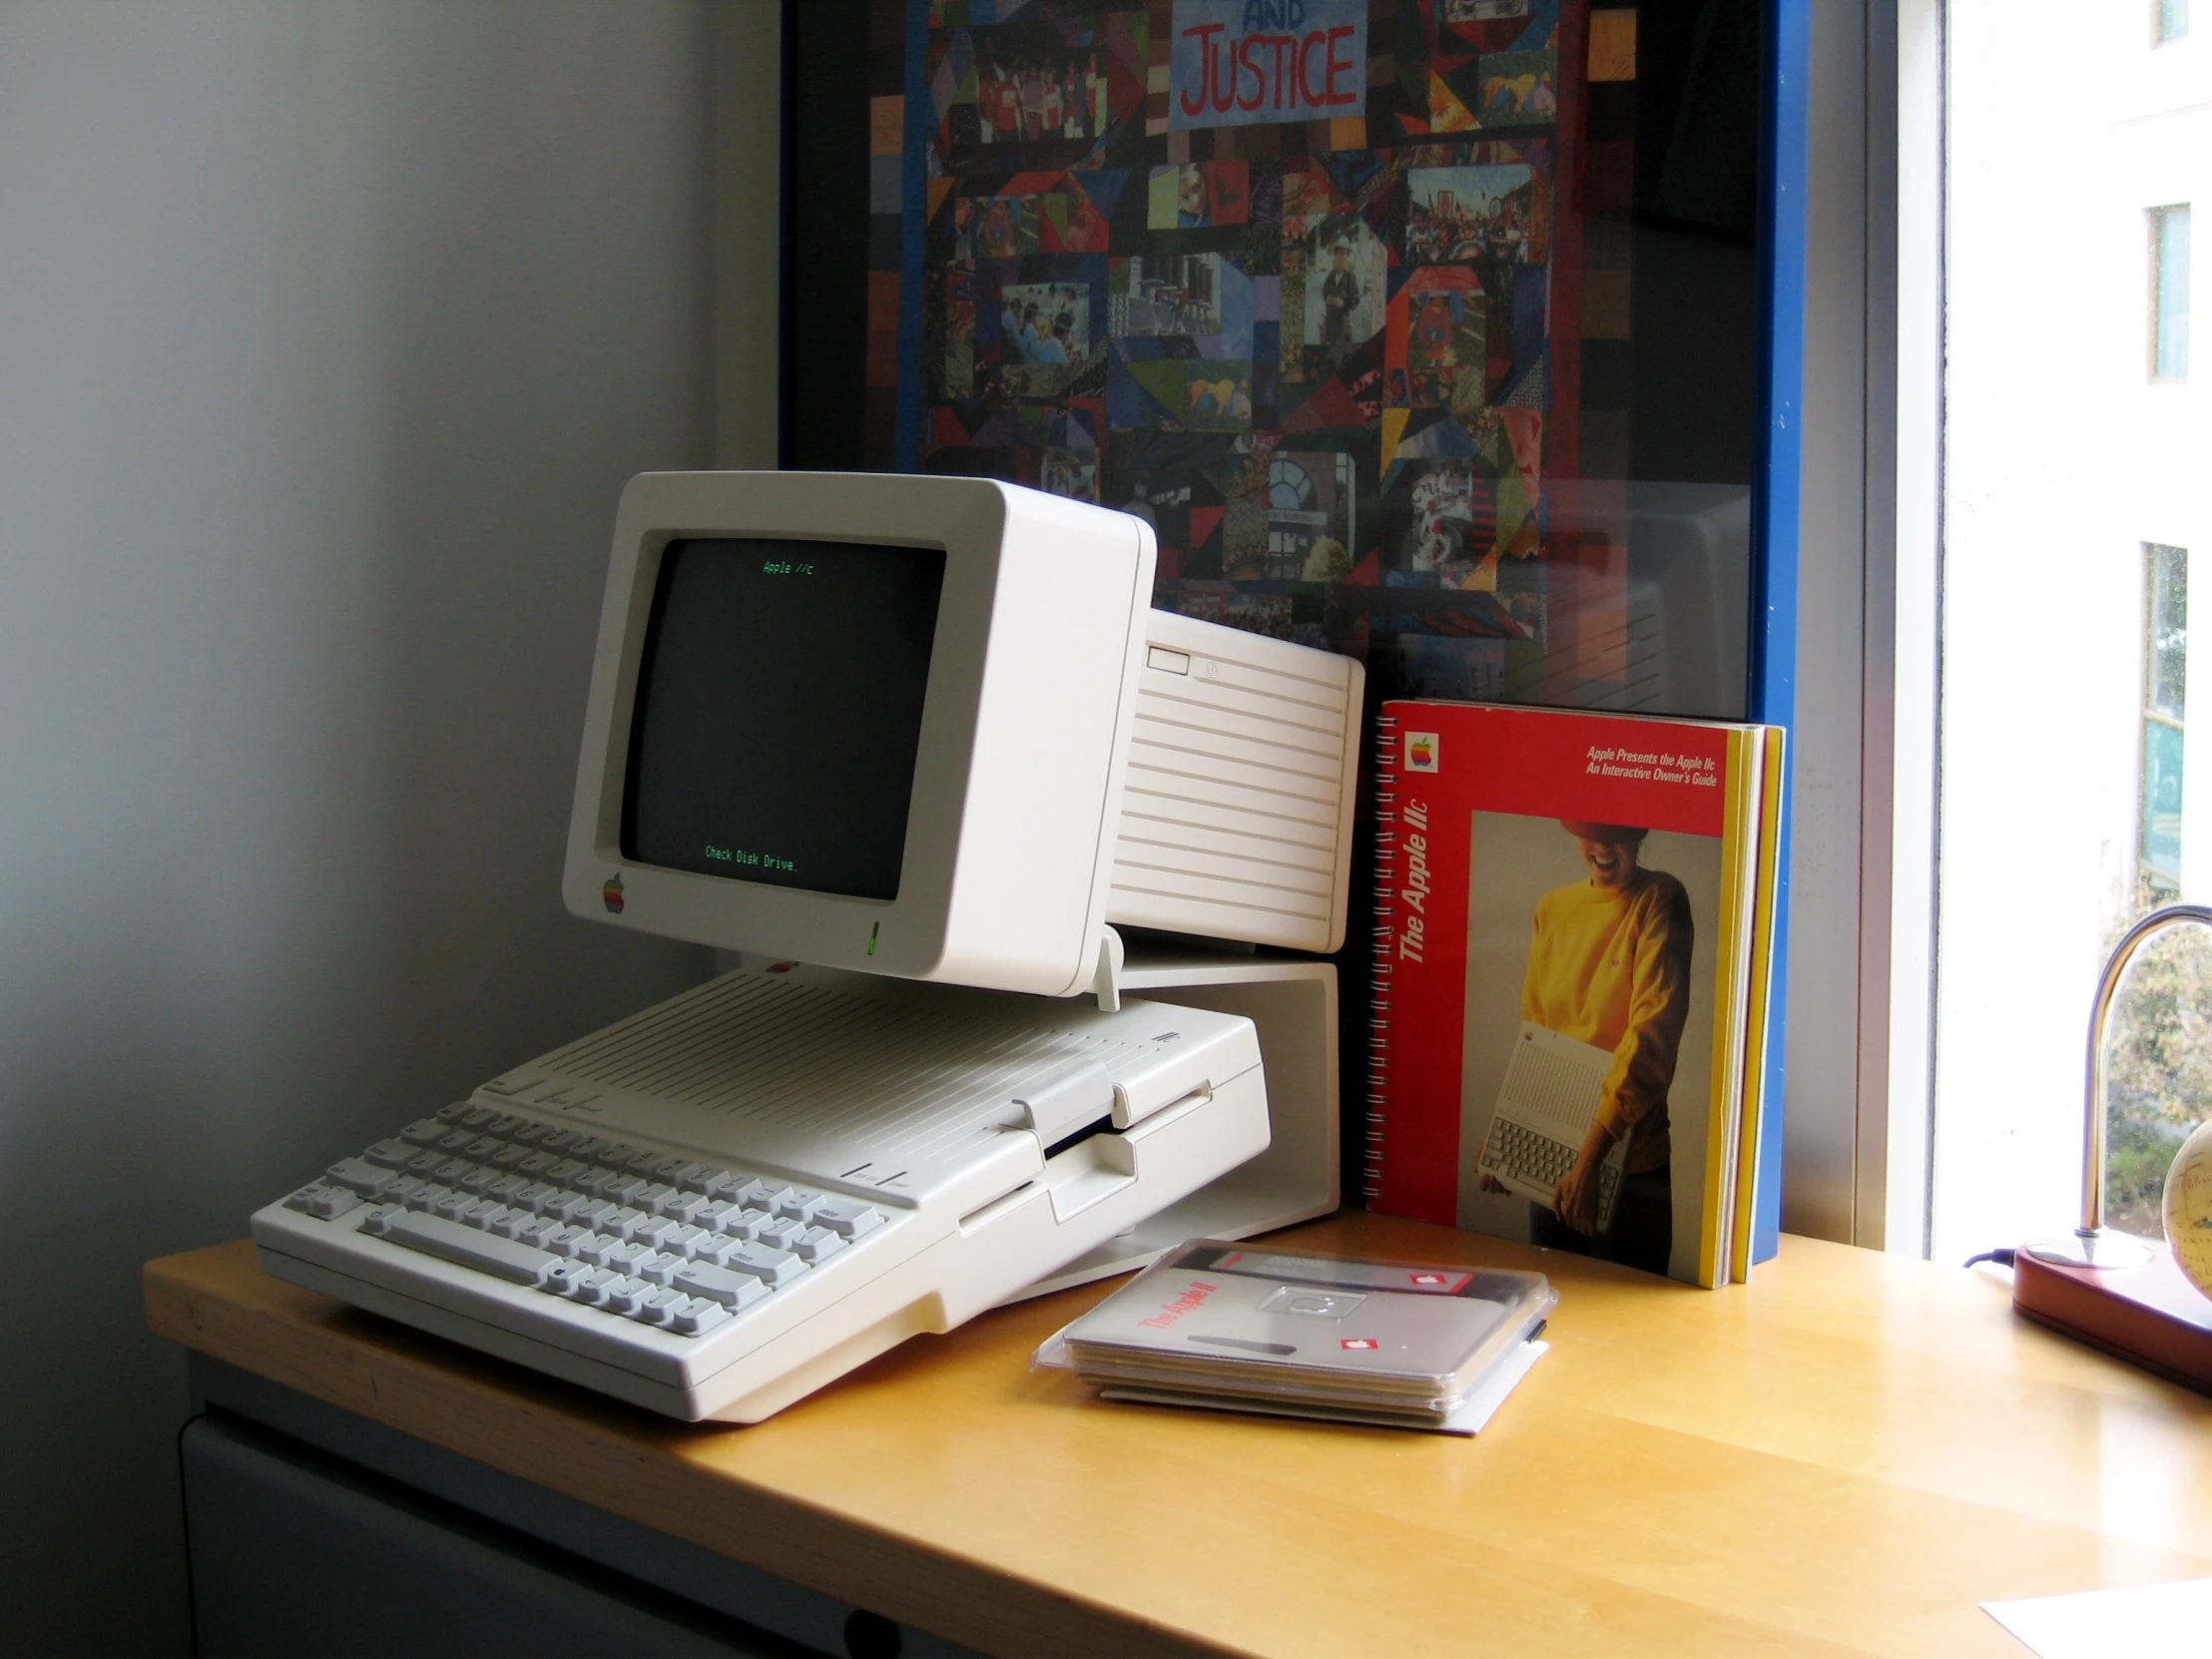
[179,1357,968,1659]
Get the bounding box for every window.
[2158,0,2190,44]
[2141,545,2187,895]
[2152,206,2190,381]
[1929,16,2210,1263]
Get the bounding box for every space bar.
[372,1211,556,1286]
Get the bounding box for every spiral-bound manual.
[1364,701,1785,1289]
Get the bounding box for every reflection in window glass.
[2153,206,2190,380]
[2142,545,2188,892]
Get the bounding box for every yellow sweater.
[1519,868,1694,1173]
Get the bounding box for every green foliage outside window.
[2101,898,2212,1237]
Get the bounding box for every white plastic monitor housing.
[563,471,1155,999]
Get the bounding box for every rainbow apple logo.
[603,872,625,913]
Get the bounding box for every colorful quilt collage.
[866,0,1639,703]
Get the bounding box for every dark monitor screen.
[621,536,946,901]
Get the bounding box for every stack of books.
[1364,702,1787,1288]
[1038,1239,1555,1434]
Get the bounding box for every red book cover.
[1367,701,1772,1288]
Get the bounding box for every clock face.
[2165,1119,2212,1302]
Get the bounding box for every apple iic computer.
[253,471,1362,1421]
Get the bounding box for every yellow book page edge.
[1730,726,1788,1284]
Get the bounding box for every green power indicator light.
[867,921,879,956]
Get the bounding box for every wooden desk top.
[146,1216,2212,1659]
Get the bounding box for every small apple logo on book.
[1404,732,1439,773]
[603,872,625,913]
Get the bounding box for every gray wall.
[0,5,763,1651]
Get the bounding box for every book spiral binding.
[1365,715,1398,1205]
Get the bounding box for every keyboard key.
[635,1252,685,1288]
[517,1150,560,1176]
[598,1206,646,1238]
[711,1176,773,1208]
[674,1163,721,1189]
[383,1176,428,1207]
[671,1298,733,1337]
[566,1136,604,1159]
[754,1217,806,1252]
[561,1266,616,1305]
[680,1230,736,1262]
[486,1209,536,1241]
[541,1190,592,1221]
[358,1204,402,1235]
[325,1158,395,1199]
[404,1183,451,1214]
[546,1159,589,1186]
[602,1276,655,1315]
[399,1118,447,1145]
[625,1215,678,1249]
[692,1199,741,1234]
[720,1241,805,1287]
[485,1172,529,1201]
[575,1232,625,1268]
[624,1148,666,1173]
[568,1199,618,1232]
[672,1262,769,1311]
[631,1183,675,1213]
[649,1156,692,1182]
[654,1191,711,1224]
[791,1227,846,1264]
[363,1139,415,1169]
[372,1210,558,1287]
[636,1286,688,1325]
[541,1261,593,1296]
[457,1166,500,1195]
[283,1183,362,1221]
[595,1143,640,1168]
[659,1224,707,1257]
[515,1217,563,1249]
[431,1158,475,1184]
[541,1224,589,1258]
[434,1102,470,1122]
[405,1149,447,1177]
[459,1197,505,1227]
[463,1136,503,1160]
[431,1191,475,1223]
[462,1107,496,1129]
[602,1240,653,1276]
[438,1129,476,1151]
[490,1144,532,1169]
[599,1174,649,1205]
[486,1112,523,1136]
[770,1188,827,1224]
[810,1199,885,1239]
[509,1121,551,1145]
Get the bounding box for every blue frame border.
[1750,0,1809,1260]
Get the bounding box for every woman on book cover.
[1482,820,1693,1277]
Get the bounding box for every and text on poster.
[1169,0,1369,132]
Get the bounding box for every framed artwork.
[800,0,1764,720]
